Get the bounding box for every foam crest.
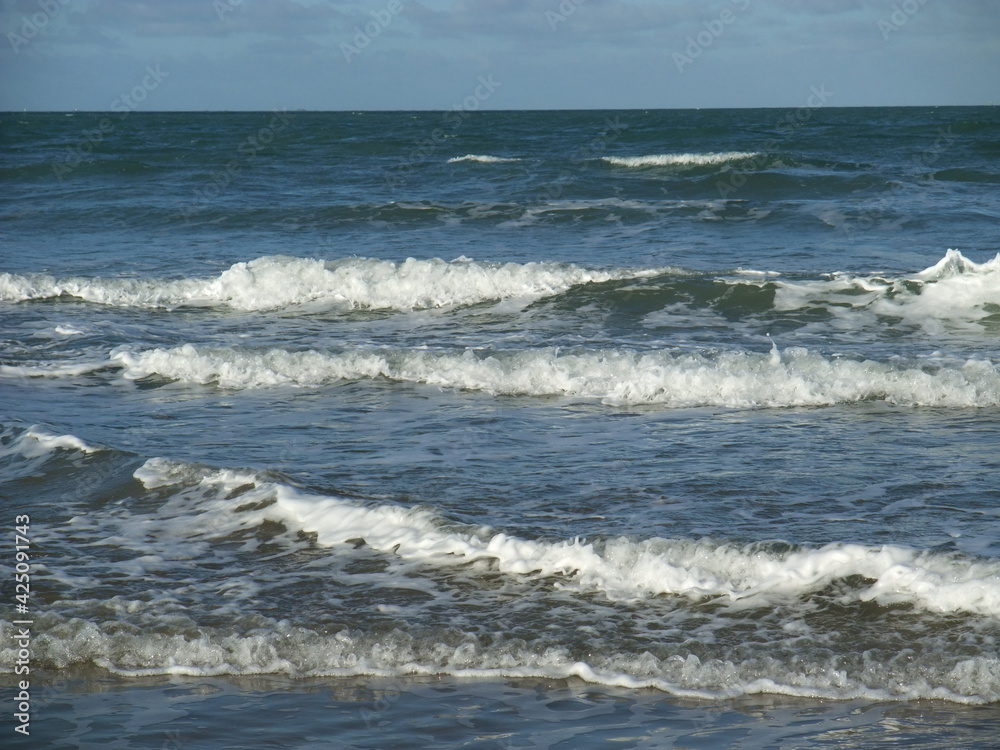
[0,256,654,312]
[603,152,759,168]
[447,154,521,163]
[269,486,1000,617]
[0,360,110,379]
[110,344,1000,407]
[0,425,103,459]
[127,459,1000,619]
[774,249,1000,332]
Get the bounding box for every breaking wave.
[774,249,1000,333]
[2,251,995,333]
[110,343,1000,407]
[0,256,661,312]
[3,452,996,703]
[603,152,760,168]
[447,154,522,163]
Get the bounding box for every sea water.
[2,107,1000,748]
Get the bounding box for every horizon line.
[4,103,996,114]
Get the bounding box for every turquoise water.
[2,107,1000,747]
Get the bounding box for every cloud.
[1,0,996,109]
[404,0,711,39]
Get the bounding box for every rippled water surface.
[2,107,1000,747]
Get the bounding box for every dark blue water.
[2,107,1000,748]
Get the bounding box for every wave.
[17,615,997,703]
[110,343,1000,407]
[603,152,760,168]
[175,197,773,229]
[6,455,997,702]
[257,474,1000,618]
[0,360,111,379]
[2,250,994,332]
[0,256,661,312]
[447,154,521,163]
[0,424,103,459]
[931,167,1000,184]
[773,249,1000,333]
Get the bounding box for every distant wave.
[603,152,760,168]
[447,154,522,164]
[110,343,1000,407]
[0,256,661,313]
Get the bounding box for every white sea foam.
[0,256,656,312]
[774,249,1000,332]
[121,458,1000,620]
[14,615,998,703]
[5,251,989,326]
[603,152,759,168]
[0,360,110,379]
[264,486,1000,618]
[110,343,1000,407]
[447,154,521,163]
[0,425,102,459]
[8,456,997,702]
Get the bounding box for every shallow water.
[6,671,1000,749]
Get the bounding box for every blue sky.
[2,0,998,110]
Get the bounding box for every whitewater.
[3,107,999,749]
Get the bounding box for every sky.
[1,0,998,111]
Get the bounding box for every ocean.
[2,106,999,748]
